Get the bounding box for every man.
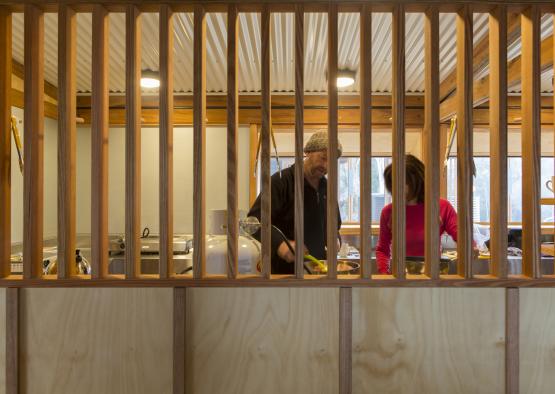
[247,131,342,274]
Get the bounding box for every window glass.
[446,156,554,223]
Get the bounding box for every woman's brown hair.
[383,154,425,203]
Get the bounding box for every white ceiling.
[10,11,554,95]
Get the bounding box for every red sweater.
[375,198,458,274]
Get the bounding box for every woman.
[375,155,458,274]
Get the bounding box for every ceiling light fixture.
[336,69,356,88]
[140,69,160,89]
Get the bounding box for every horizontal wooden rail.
[0,276,554,288]
[4,2,555,14]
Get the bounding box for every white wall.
[75,125,251,235]
[10,107,58,244]
[10,108,251,243]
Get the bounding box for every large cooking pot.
[405,256,451,275]
[305,259,360,275]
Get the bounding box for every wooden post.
[294,4,305,279]
[91,5,110,279]
[506,287,519,394]
[327,3,339,279]
[391,4,406,279]
[339,287,352,394]
[227,4,239,279]
[173,288,186,394]
[57,5,77,279]
[125,5,142,279]
[424,6,440,280]
[261,5,272,279]
[23,4,44,279]
[159,4,174,278]
[521,6,541,278]
[456,5,474,278]
[0,7,11,277]
[193,5,206,279]
[6,288,18,394]
[489,6,508,279]
[360,4,372,279]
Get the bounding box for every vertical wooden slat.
[57,6,77,279]
[91,5,110,279]
[521,6,541,279]
[0,7,11,277]
[23,5,44,279]
[294,4,304,279]
[227,4,239,279]
[359,4,372,280]
[456,5,474,279]
[489,6,508,279]
[391,5,406,279]
[505,287,519,394]
[173,287,186,394]
[327,3,339,279]
[260,5,272,279]
[424,6,440,280]
[6,288,18,394]
[159,4,174,278]
[339,287,352,394]
[193,5,207,279]
[125,5,141,279]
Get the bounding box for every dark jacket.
[247,164,342,274]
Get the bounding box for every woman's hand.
[277,241,308,263]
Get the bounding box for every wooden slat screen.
[57,5,77,279]
[521,6,541,278]
[359,4,372,279]
[456,5,474,279]
[327,3,339,279]
[125,5,142,279]
[0,1,551,287]
[489,6,509,279]
[294,4,305,279]
[193,5,207,279]
[391,4,406,279]
[260,6,272,279]
[227,4,239,279]
[424,6,440,279]
[159,4,174,279]
[91,5,110,279]
[23,4,44,279]
[0,7,11,278]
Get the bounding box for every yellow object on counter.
[304,254,327,273]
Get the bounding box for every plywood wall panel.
[520,289,555,394]
[352,288,505,394]
[20,288,173,394]
[186,288,339,394]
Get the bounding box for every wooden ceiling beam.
[440,33,554,121]
[439,13,520,102]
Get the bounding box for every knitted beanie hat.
[303,131,343,156]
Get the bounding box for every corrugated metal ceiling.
[10,11,554,95]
